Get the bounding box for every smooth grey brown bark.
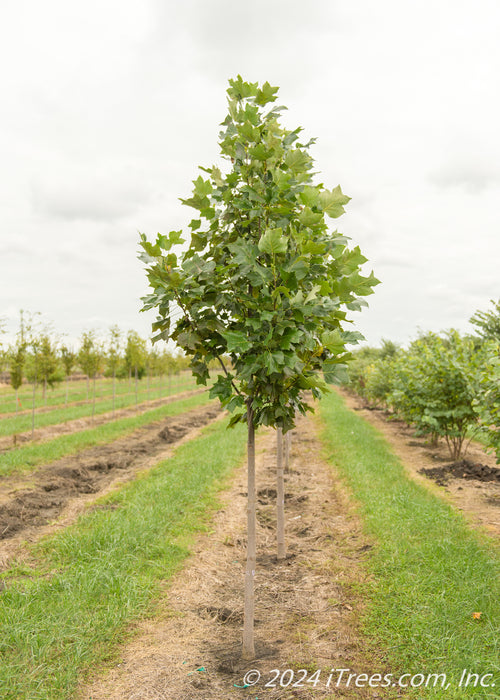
[92,374,97,419]
[242,402,256,660]
[284,429,291,473]
[276,427,286,560]
[135,366,138,408]
[31,366,37,440]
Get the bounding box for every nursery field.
[0,388,498,699]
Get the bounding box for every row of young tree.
[0,311,192,411]
[347,299,500,462]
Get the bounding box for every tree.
[78,330,103,416]
[35,333,61,402]
[106,325,122,417]
[124,330,147,407]
[0,318,6,374]
[474,341,500,463]
[470,299,500,342]
[140,76,378,658]
[60,344,76,405]
[388,331,483,458]
[8,310,33,412]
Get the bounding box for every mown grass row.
[0,415,248,700]
[0,375,199,436]
[0,391,212,476]
[319,390,500,699]
[0,373,193,413]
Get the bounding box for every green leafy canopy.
[139,76,379,431]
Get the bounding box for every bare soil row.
[0,388,205,452]
[0,401,222,568]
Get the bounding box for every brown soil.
[342,390,500,537]
[0,388,204,452]
[0,402,222,567]
[79,414,391,700]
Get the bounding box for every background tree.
[34,332,61,403]
[8,310,33,412]
[106,325,122,416]
[78,330,103,415]
[470,299,500,342]
[140,76,378,658]
[60,344,76,405]
[124,330,147,407]
[0,318,6,375]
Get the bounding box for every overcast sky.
[1,0,499,349]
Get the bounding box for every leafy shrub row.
[347,301,500,461]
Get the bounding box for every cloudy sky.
[1,0,499,348]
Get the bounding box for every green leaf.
[299,186,320,208]
[284,149,312,174]
[255,81,279,105]
[299,207,323,228]
[319,185,351,218]
[323,361,349,385]
[249,144,273,161]
[221,330,252,353]
[258,227,288,255]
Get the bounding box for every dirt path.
[341,390,500,538]
[78,414,390,700]
[0,388,204,452]
[0,402,222,569]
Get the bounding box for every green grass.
[0,374,199,436]
[0,373,195,413]
[0,415,247,700]
[319,390,500,699]
[0,391,213,476]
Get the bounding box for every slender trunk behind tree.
[15,388,19,414]
[242,403,256,660]
[276,427,286,560]
[92,374,96,419]
[112,369,116,418]
[31,369,37,440]
[86,375,90,401]
[65,375,69,406]
[135,366,138,408]
[147,369,150,402]
[43,378,47,405]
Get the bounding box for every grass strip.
[0,415,247,700]
[0,391,212,476]
[0,375,185,413]
[319,390,500,699]
[0,375,198,435]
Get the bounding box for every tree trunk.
[135,366,138,408]
[86,375,90,401]
[31,371,36,440]
[284,430,291,473]
[15,388,19,414]
[92,374,96,419]
[65,376,69,406]
[43,378,47,405]
[242,402,256,660]
[276,427,286,560]
[112,369,116,419]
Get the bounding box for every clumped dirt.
[0,388,205,452]
[421,459,500,486]
[342,390,500,536]
[0,402,221,555]
[79,414,390,700]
